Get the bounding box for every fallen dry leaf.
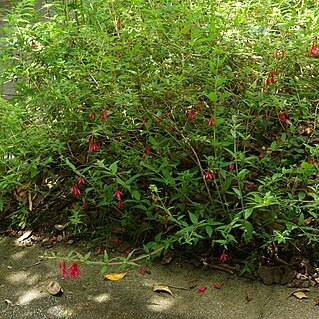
[104,273,127,281]
[152,284,173,296]
[246,291,253,303]
[289,288,310,300]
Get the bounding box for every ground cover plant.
[1,0,319,272]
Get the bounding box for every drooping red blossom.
[198,287,207,294]
[59,262,69,279]
[213,282,222,289]
[89,112,95,119]
[188,111,197,120]
[111,238,121,245]
[117,201,123,208]
[144,146,151,155]
[163,216,169,224]
[100,112,107,120]
[258,154,264,159]
[49,237,57,242]
[89,142,100,151]
[278,113,286,122]
[208,117,215,126]
[310,45,319,57]
[204,171,213,180]
[219,251,228,263]
[30,40,37,48]
[196,106,203,112]
[68,263,81,278]
[82,199,88,207]
[77,177,86,185]
[265,75,276,85]
[113,189,123,200]
[70,185,81,196]
[138,268,146,275]
[228,163,234,170]
[247,183,257,190]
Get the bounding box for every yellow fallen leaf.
[292,291,309,300]
[104,273,127,281]
[152,284,173,296]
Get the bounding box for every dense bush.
[1,0,319,267]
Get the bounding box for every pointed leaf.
[104,273,127,281]
[152,284,173,296]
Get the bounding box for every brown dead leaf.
[289,288,310,300]
[152,284,173,296]
[14,185,28,203]
[104,273,127,281]
[304,217,314,225]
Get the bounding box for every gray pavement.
[1,236,319,319]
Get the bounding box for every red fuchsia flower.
[196,106,203,112]
[219,251,228,263]
[68,263,81,278]
[138,268,146,275]
[71,185,81,196]
[100,112,107,120]
[228,163,234,170]
[204,171,213,179]
[30,40,37,48]
[59,262,69,279]
[77,177,86,185]
[208,117,215,126]
[111,237,121,245]
[278,113,286,122]
[117,201,123,208]
[265,75,276,85]
[258,154,264,159]
[89,112,95,119]
[213,282,222,289]
[144,146,151,155]
[113,189,123,200]
[49,237,57,242]
[247,182,257,190]
[89,142,100,151]
[82,199,88,207]
[310,45,319,57]
[274,50,285,58]
[188,111,197,120]
[198,287,207,294]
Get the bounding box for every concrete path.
[1,236,319,319]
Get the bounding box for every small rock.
[47,281,63,296]
[281,266,297,285]
[257,266,276,285]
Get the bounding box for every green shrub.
[1,0,319,265]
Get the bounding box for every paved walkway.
[1,236,319,319]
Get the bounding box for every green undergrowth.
[1,0,319,270]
